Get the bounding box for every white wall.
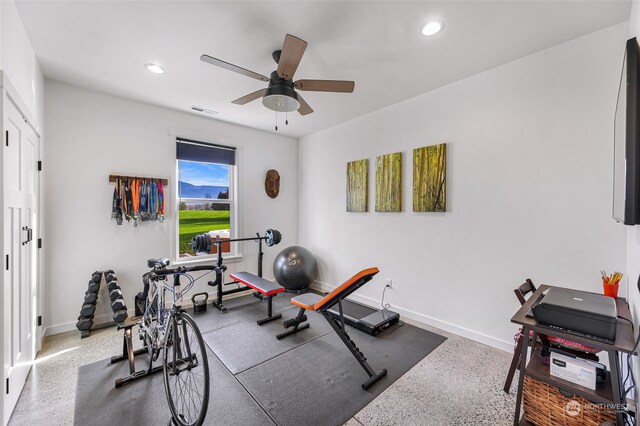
[0,0,44,131]
[44,80,297,334]
[299,23,628,352]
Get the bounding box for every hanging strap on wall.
[149,180,157,217]
[131,179,140,227]
[139,179,148,221]
[124,179,133,222]
[158,180,165,222]
[111,178,123,225]
[119,178,126,219]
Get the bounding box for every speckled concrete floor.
[346,320,517,426]
[8,320,517,426]
[8,327,134,425]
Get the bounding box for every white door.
[3,98,37,423]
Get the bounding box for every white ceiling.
[15,1,631,138]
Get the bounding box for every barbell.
[191,228,282,254]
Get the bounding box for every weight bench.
[276,267,388,390]
[229,272,285,325]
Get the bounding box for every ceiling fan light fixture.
[262,86,300,112]
[145,63,165,74]
[422,21,443,36]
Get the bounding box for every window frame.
[173,138,240,265]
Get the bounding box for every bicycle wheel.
[163,312,210,426]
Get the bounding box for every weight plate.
[265,229,274,246]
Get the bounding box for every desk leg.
[608,350,624,425]
[514,326,530,426]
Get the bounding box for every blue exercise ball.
[273,246,317,291]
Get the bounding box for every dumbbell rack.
[76,270,129,338]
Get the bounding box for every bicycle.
[138,257,215,426]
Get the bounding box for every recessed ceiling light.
[145,63,165,74]
[422,21,443,36]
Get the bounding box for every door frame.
[0,72,42,424]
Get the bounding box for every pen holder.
[602,280,619,299]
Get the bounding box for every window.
[176,138,236,259]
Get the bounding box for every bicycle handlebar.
[152,264,218,277]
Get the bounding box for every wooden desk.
[511,284,637,426]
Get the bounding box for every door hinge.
[5,255,8,271]
[37,161,42,171]
[6,378,9,395]
[5,130,8,147]
[37,316,42,327]
[37,238,42,249]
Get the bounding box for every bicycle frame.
[128,263,214,426]
[139,265,214,356]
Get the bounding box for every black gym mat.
[236,322,446,426]
[201,307,333,374]
[192,292,294,335]
[74,292,446,426]
[74,347,274,426]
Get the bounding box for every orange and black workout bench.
[276,267,388,390]
[229,272,285,325]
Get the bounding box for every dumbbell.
[80,303,96,317]
[105,272,117,283]
[91,271,102,281]
[111,298,126,312]
[83,292,98,305]
[107,280,120,292]
[109,288,123,302]
[87,279,101,293]
[112,310,128,324]
[76,317,94,331]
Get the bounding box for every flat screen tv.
[614,37,640,225]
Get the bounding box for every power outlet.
[386,279,393,288]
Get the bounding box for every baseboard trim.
[43,309,136,336]
[43,289,255,337]
[311,281,513,354]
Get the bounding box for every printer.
[532,288,617,343]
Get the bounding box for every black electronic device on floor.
[326,299,400,335]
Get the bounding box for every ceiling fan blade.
[200,54,269,82]
[277,34,307,81]
[294,80,355,93]
[232,88,267,105]
[297,95,314,116]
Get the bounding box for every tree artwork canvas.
[346,159,369,212]
[375,152,402,212]
[413,143,446,212]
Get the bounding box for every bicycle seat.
[147,258,170,269]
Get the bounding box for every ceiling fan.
[200,34,355,119]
